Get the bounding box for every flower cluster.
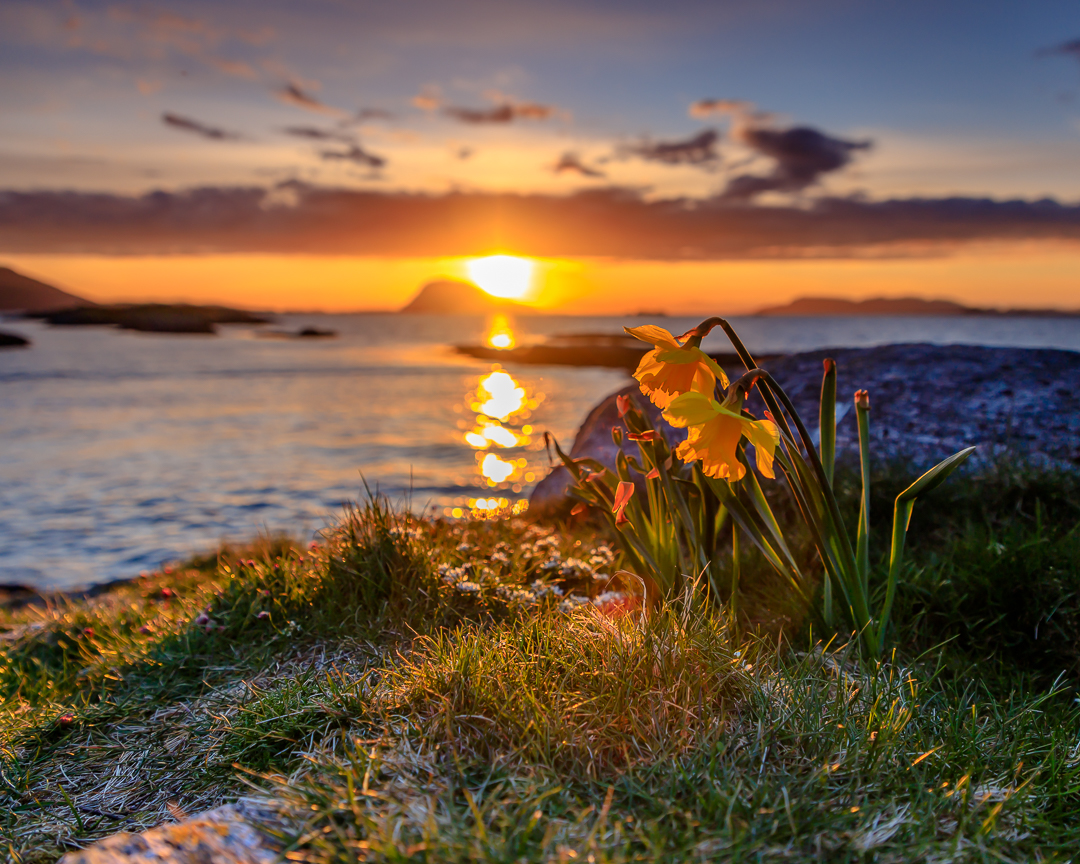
[626,324,778,481]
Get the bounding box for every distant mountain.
[755,296,971,316]
[0,266,96,312]
[399,279,533,314]
[755,296,1080,317]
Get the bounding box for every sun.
[467,255,534,300]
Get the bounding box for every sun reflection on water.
[452,362,546,516]
[475,370,528,420]
[487,314,516,349]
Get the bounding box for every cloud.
[1038,38,1080,65]
[319,144,386,169]
[688,98,755,119]
[553,152,606,178]
[161,112,241,141]
[355,108,394,121]
[4,185,1080,260]
[443,100,556,124]
[207,57,258,80]
[625,129,720,166]
[283,125,350,142]
[276,82,343,116]
[721,125,871,200]
[412,86,441,111]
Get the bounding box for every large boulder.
[529,344,1080,512]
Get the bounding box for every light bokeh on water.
[2,312,1079,590]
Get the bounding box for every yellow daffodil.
[663,391,778,481]
[625,325,729,409]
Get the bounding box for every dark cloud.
[554,152,606,178]
[161,112,241,141]
[283,125,350,142]
[276,82,341,115]
[625,129,720,166]
[3,185,1079,260]
[319,144,386,169]
[443,101,555,124]
[720,125,870,200]
[1038,38,1080,65]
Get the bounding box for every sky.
[2,0,1080,312]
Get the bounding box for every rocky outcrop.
[0,330,30,348]
[58,802,283,864]
[530,344,1080,511]
[28,304,271,334]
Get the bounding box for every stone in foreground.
[58,803,281,864]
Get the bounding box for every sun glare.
[467,255,534,300]
[487,314,516,349]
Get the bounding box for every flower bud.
[611,426,624,446]
[616,394,631,417]
[854,389,870,410]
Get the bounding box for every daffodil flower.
[663,391,778,482]
[625,325,729,409]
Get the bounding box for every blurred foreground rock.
[59,802,282,864]
[530,343,1080,513]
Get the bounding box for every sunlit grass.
[2,469,1079,861]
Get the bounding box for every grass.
[2,467,1079,862]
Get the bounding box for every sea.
[3,312,1079,591]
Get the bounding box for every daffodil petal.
[663,391,719,428]
[632,348,664,382]
[700,353,730,389]
[741,417,779,479]
[625,325,681,350]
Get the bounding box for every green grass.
[2,469,1079,862]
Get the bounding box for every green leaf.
[896,446,977,503]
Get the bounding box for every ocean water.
[2,312,1079,590]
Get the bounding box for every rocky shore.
[531,343,1080,510]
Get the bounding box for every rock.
[529,344,1080,512]
[0,329,30,347]
[58,802,282,864]
[529,385,679,513]
[749,344,1080,469]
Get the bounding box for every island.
[0,265,97,312]
[399,279,533,315]
[755,295,1080,316]
[26,304,272,334]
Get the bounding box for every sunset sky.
[2,0,1080,312]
